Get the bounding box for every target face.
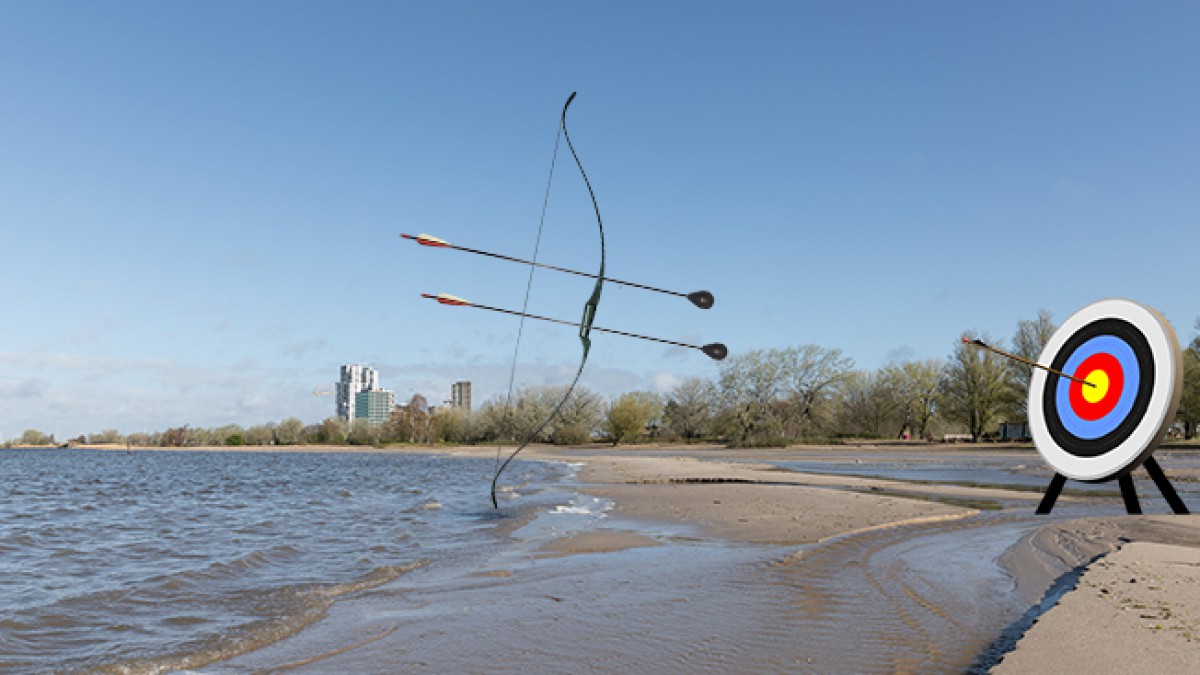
[1029,299,1182,481]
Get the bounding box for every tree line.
[9,312,1200,449]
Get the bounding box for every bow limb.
[491,92,605,508]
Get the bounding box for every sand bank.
[995,516,1200,672]
[570,454,980,545]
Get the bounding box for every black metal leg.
[1037,473,1067,515]
[1145,457,1190,514]
[1119,474,1142,514]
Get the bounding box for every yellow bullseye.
[1081,369,1110,403]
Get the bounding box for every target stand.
[1036,457,1189,515]
[1029,299,1189,516]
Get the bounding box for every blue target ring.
[1054,335,1139,440]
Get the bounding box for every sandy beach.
[67,442,1200,670]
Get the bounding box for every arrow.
[422,293,727,360]
[402,233,715,310]
[962,338,1094,387]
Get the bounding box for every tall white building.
[337,364,378,422]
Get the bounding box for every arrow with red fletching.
[403,233,715,310]
[422,293,727,361]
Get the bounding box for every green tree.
[939,332,1019,441]
[436,408,473,444]
[274,417,305,445]
[19,429,51,446]
[88,429,125,445]
[317,417,347,444]
[244,423,276,445]
[606,391,663,445]
[215,424,245,446]
[348,419,381,445]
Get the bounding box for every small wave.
[94,560,429,674]
[144,544,303,594]
[552,496,613,516]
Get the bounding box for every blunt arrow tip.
[702,343,728,361]
[687,291,715,310]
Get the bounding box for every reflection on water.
[0,449,571,672]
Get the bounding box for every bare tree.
[663,377,718,442]
[883,359,942,439]
[717,348,787,444]
[551,386,603,445]
[779,345,854,435]
[1010,309,1057,415]
[836,369,904,437]
[939,332,1019,441]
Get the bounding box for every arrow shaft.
[467,300,702,351]
[402,234,684,298]
[967,339,1095,388]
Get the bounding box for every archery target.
[1029,299,1182,482]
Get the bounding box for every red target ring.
[1068,352,1124,421]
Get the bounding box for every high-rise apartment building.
[355,388,396,427]
[337,364,378,422]
[451,381,472,411]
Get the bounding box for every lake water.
[0,449,583,672]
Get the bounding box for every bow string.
[490,92,605,507]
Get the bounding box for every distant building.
[451,381,472,411]
[337,364,378,422]
[355,388,396,427]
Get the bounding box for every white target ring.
[1029,298,1182,482]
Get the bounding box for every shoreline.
[19,442,1200,668]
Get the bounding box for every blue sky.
[2,2,1199,438]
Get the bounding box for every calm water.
[0,449,576,672]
